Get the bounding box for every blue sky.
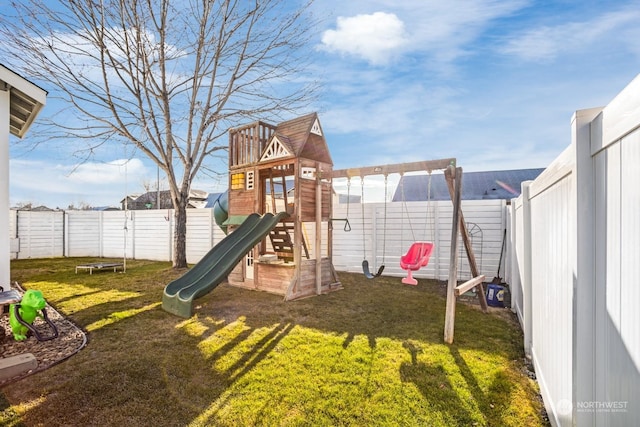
[8,0,640,208]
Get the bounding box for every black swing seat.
[362,260,385,279]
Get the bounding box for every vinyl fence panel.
[186,208,219,265]
[591,116,640,427]
[332,199,506,281]
[66,211,101,257]
[528,151,575,427]
[506,199,524,325]
[14,211,64,259]
[9,209,17,260]
[508,74,640,426]
[131,210,173,261]
[101,210,133,259]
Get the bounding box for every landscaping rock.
[0,285,86,386]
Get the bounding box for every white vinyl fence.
[507,74,640,427]
[10,210,64,259]
[333,199,506,281]
[10,199,507,283]
[10,209,227,265]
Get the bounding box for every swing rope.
[401,172,434,242]
[426,171,434,242]
[360,178,367,262]
[360,176,384,279]
[342,178,352,232]
[400,173,417,241]
[399,171,435,285]
[381,174,388,266]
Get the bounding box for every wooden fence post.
[444,166,462,344]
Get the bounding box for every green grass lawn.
[1,258,545,426]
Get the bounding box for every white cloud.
[44,26,186,81]
[324,82,459,138]
[317,1,528,69]
[320,12,408,65]
[68,158,147,185]
[9,158,149,208]
[502,8,640,61]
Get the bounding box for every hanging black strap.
[341,178,352,232]
[329,178,352,231]
[360,176,385,279]
[330,218,351,232]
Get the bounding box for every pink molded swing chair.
[400,242,434,285]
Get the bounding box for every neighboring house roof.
[392,168,545,201]
[93,206,121,211]
[189,189,208,199]
[204,192,225,208]
[121,189,209,209]
[22,205,54,211]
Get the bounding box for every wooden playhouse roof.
[272,112,332,165]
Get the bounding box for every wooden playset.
[164,111,487,341]
[225,113,341,300]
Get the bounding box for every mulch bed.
[0,283,87,387]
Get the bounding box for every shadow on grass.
[220,322,294,383]
[449,345,515,426]
[5,260,541,426]
[400,341,473,424]
[161,319,296,424]
[16,260,495,355]
[53,289,104,305]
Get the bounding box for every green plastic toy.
[9,289,58,341]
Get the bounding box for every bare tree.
[67,201,94,211]
[0,0,318,267]
[14,202,33,210]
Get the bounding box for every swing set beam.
[333,158,489,344]
[332,158,456,179]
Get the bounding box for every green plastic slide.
[162,212,287,318]
[212,191,229,235]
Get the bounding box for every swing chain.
[342,178,352,232]
[382,174,388,264]
[401,172,417,241]
[401,171,434,244]
[427,171,434,242]
[345,177,351,218]
[361,177,367,261]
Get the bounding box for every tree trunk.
[173,193,188,269]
